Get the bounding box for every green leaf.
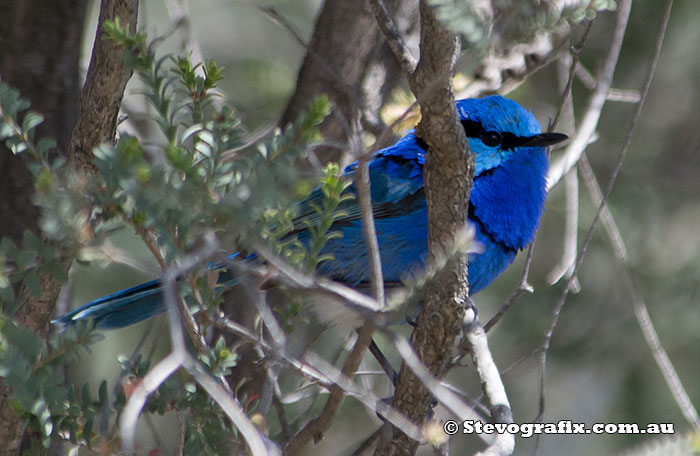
[83,416,94,445]
[81,383,91,406]
[23,269,41,297]
[21,111,44,132]
[2,321,44,363]
[98,380,108,407]
[35,137,56,158]
[16,249,37,268]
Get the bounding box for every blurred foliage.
[0,18,347,453]
[429,0,616,50]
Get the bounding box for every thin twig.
[119,234,275,455]
[574,63,641,103]
[549,20,592,133]
[273,393,292,442]
[391,332,494,446]
[212,315,334,388]
[547,0,632,189]
[535,2,634,448]
[369,339,398,383]
[350,427,383,456]
[484,242,535,333]
[354,129,385,306]
[578,153,700,429]
[368,0,418,74]
[176,410,185,456]
[462,322,514,456]
[284,321,376,455]
[547,55,581,290]
[537,0,677,439]
[482,23,593,334]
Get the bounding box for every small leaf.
[21,111,44,132]
[98,380,108,407]
[3,321,44,362]
[16,249,37,268]
[23,269,41,297]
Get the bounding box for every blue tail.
[52,259,238,329]
[52,279,168,329]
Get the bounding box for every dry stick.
[463,324,514,456]
[578,155,700,430]
[368,0,418,73]
[215,256,426,443]
[284,322,376,455]
[213,315,337,389]
[344,115,395,430]
[249,241,384,314]
[355,124,386,307]
[391,333,494,446]
[575,64,641,103]
[483,22,593,334]
[547,55,581,290]
[547,0,631,190]
[176,410,186,456]
[119,235,276,455]
[535,2,633,451]
[546,168,580,288]
[549,20,593,133]
[351,427,384,456]
[536,0,676,449]
[483,244,535,333]
[299,347,422,441]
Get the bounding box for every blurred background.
[63,0,700,454]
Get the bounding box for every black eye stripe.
[461,119,532,150]
[414,118,537,151]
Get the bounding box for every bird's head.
[456,95,567,175]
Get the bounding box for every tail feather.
[51,279,166,329]
[53,253,242,330]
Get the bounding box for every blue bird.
[52,95,567,329]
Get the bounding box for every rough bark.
[0,2,88,453]
[376,1,473,454]
[280,0,413,165]
[0,1,138,453]
[0,0,87,242]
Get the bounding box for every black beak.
[521,132,568,148]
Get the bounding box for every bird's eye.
[481,131,502,147]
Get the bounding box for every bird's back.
[311,95,550,292]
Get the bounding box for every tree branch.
[376,1,473,454]
[68,0,139,174]
[369,0,418,74]
[0,1,138,454]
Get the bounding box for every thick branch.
[279,0,381,164]
[376,2,472,454]
[0,2,138,454]
[68,0,139,173]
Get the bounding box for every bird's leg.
[465,296,478,324]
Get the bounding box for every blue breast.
[306,129,548,294]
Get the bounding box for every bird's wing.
[290,133,426,231]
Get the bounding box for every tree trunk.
[0,0,138,453]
